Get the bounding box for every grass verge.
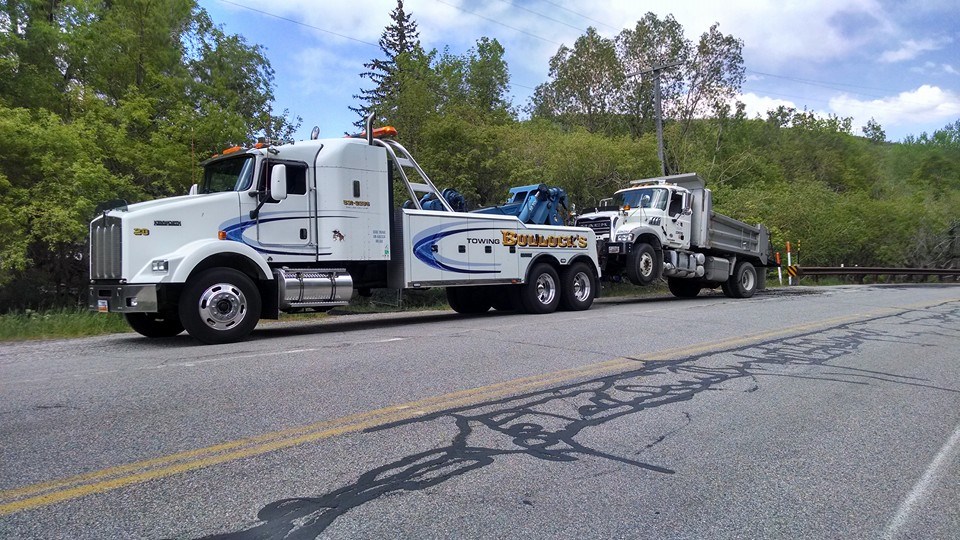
[3,275,864,342]
[0,309,132,342]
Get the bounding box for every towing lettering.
[500,230,588,249]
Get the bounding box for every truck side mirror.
[270,164,287,200]
[189,184,198,196]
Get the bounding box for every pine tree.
[350,0,421,126]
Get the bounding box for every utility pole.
[628,60,682,177]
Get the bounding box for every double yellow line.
[0,304,933,516]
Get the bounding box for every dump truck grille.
[90,216,122,279]
[575,216,611,238]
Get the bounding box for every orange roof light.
[348,126,399,139]
[372,126,398,138]
[221,145,242,155]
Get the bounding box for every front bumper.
[606,241,629,255]
[88,283,159,313]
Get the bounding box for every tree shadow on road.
[201,303,960,539]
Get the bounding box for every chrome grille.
[576,217,611,238]
[90,216,122,279]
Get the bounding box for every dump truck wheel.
[724,261,757,298]
[626,242,661,286]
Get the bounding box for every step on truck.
[574,173,773,298]
[88,119,600,344]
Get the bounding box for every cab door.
[663,190,691,248]
[243,160,316,260]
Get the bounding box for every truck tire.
[723,261,757,299]
[559,262,596,311]
[626,242,661,286]
[667,278,701,298]
[521,263,561,314]
[124,312,184,338]
[446,287,491,314]
[179,268,261,344]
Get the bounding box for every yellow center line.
[0,300,949,516]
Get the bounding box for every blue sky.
[200,0,960,142]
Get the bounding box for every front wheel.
[520,263,561,314]
[124,312,184,338]
[723,261,757,298]
[626,242,661,286]
[179,268,261,344]
[559,262,596,311]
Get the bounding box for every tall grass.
[0,309,131,342]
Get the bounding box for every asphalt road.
[1,284,959,539]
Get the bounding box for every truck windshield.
[614,188,668,210]
[201,155,255,193]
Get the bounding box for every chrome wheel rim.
[571,271,591,302]
[197,282,247,330]
[740,269,755,291]
[536,273,557,305]
[639,252,654,277]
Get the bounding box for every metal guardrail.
[793,267,960,283]
[797,267,960,276]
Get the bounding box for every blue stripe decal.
[220,215,320,257]
[412,227,504,274]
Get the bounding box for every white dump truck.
[88,122,600,344]
[574,173,772,298]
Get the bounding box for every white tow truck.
[88,121,600,344]
[574,173,772,298]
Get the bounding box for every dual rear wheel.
[721,261,758,298]
[446,262,597,316]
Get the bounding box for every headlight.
[616,232,634,242]
[151,260,169,272]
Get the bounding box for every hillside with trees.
[0,0,957,310]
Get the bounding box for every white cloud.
[829,84,960,127]
[204,0,960,140]
[588,0,895,68]
[909,60,960,76]
[291,48,366,98]
[734,92,796,118]
[879,37,952,63]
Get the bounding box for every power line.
[493,0,588,33]
[434,0,562,46]
[216,0,380,48]
[747,70,904,96]
[216,1,540,94]
[537,0,620,31]
[510,81,539,91]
